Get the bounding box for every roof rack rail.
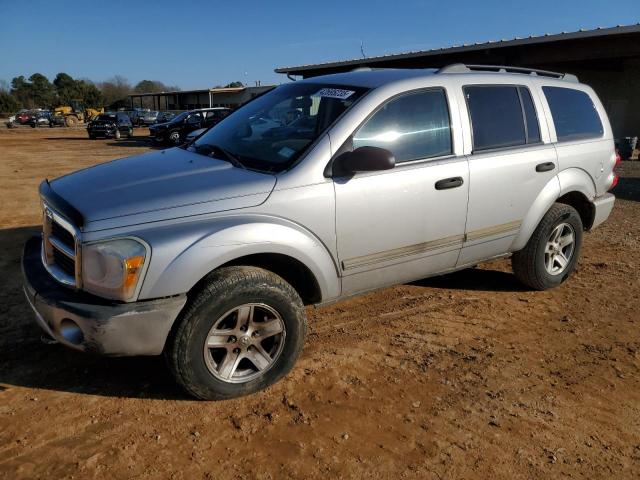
[437,63,579,82]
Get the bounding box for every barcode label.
[313,88,355,100]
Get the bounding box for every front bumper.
[22,236,187,356]
[149,130,165,142]
[590,193,615,230]
[88,127,117,137]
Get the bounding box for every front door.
[333,88,470,296]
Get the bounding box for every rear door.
[334,88,470,295]
[457,83,558,265]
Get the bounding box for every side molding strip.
[342,234,465,270]
[341,220,522,271]
[464,220,522,242]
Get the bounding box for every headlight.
[82,238,148,301]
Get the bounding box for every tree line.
[0,73,182,113]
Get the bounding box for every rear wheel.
[114,129,121,139]
[65,115,77,127]
[166,266,307,400]
[512,203,583,290]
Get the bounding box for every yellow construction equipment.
[53,100,104,127]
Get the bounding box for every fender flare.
[557,167,597,200]
[511,176,560,251]
[139,215,341,302]
[511,168,597,251]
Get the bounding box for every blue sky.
[0,0,637,89]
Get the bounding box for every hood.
[49,148,276,229]
[90,119,116,126]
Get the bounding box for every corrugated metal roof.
[275,24,640,74]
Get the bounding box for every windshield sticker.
[313,88,355,100]
[278,146,296,158]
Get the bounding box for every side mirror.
[334,146,395,175]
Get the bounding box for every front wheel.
[168,131,181,145]
[512,203,583,290]
[166,266,307,400]
[114,129,121,139]
[127,128,133,139]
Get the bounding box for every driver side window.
[187,113,202,124]
[353,89,452,163]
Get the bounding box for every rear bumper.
[22,236,187,356]
[590,193,615,230]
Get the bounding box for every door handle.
[536,162,555,172]
[435,176,464,190]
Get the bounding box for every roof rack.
[437,63,579,82]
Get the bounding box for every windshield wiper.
[191,143,246,170]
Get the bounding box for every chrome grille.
[42,204,81,287]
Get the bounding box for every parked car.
[149,107,230,145]
[87,112,133,139]
[15,109,34,125]
[6,109,46,128]
[23,65,617,400]
[49,113,67,128]
[135,110,158,127]
[26,110,53,128]
[155,111,178,124]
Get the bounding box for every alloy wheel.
[203,303,286,384]
[544,222,575,275]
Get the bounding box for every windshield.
[169,112,189,123]
[193,83,368,172]
[96,114,116,121]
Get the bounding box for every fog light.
[59,319,84,345]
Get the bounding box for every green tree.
[0,91,20,113]
[77,80,103,108]
[10,76,31,107]
[134,79,168,93]
[225,81,244,88]
[28,73,56,107]
[53,72,81,105]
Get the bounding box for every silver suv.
[23,64,617,399]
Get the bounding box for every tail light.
[609,151,622,190]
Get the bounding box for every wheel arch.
[512,168,598,251]
[138,217,341,304]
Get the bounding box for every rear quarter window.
[542,86,603,141]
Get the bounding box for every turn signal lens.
[124,255,145,289]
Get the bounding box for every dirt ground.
[0,126,639,479]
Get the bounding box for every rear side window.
[353,89,452,163]
[543,86,603,141]
[465,85,543,151]
[465,86,525,151]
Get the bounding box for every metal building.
[275,24,640,139]
[128,85,274,111]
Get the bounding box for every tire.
[166,266,307,400]
[114,129,121,139]
[168,131,181,145]
[512,203,583,290]
[88,133,95,139]
[127,128,133,139]
[65,115,77,127]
